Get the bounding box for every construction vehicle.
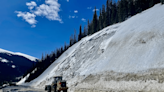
[45,76,68,92]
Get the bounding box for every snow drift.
[18,4,164,92]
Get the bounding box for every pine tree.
[83,26,88,37]
[141,0,149,11]
[102,5,106,28]
[69,35,73,46]
[111,2,117,24]
[128,0,135,17]
[105,0,111,27]
[99,9,103,30]
[64,42,67,51]
[161,0,164,4]
[155,0,160,4]
[87,20,91,35]
[117,0,123,22]
[135,0,142,13]
[92,7,98,34]
[78,25,82,41]
[73,29,77,44]
[149,0,155,7]
[122,0,128,20]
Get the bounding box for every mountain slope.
[19,4,164,91]
[0,48,37,61]
[0,48,38,85]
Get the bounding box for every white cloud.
[31,25,36,28]
[81,18,86,22]
[74,10,78,13]
[15,0,62,27]
[67,0,69,2]
[16,11,37,27]
[34,2,62,22]
[87,7,92,9]
[92,9,99,12]
[69,15,78,19]
[72,16,75,18]
[45,0,59,6]
[26,1,37,10]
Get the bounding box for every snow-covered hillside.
[18,4,164,91]
[0,48,37,61]
[0,48,38,84]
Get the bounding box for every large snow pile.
[18,4,164,91]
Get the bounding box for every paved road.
[1,86,45,92]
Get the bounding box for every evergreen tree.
[105,0,111,27]
[135,0,143,13]
[117,0,123,22]
[64,42,68,51]
[128,0,135,17]
[83,26,88,37]
[102,5,106,28]
[111,2,118,24]
[161,0,164,4]
[149,0,155,7]
[122,0,128,20]
[74,29,77,44]
[148,0,160,8]
[69,35,74,46]
[99,9,103,30]
[78,25,82,41]
[155,0,160,4]
[87,20,91,35]
[92,7,98,34]
[141,0,149,11]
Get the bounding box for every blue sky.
[0,0,116,58]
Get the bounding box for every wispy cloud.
[26,1,37,10]
[92,9,99,12]
[16,11,37,27]
[87,7,92,9]
[67,0,69,2]
[15,0,62,28]
[31,25,36,28]
[69,15,78,19]
[74,10,78,13]
[81,18,86,22]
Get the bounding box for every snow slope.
[18,4,164,91]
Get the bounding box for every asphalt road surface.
[0,86,45,92]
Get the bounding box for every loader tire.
[47,86,51,92]
[63,90,67,92]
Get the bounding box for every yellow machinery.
[45,76,68,92]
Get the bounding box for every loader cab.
[61,81,67,87]
[46,76,68,92]
[53,76,62,83]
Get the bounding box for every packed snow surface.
[18,3,164,91]
[0,48,37,61]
